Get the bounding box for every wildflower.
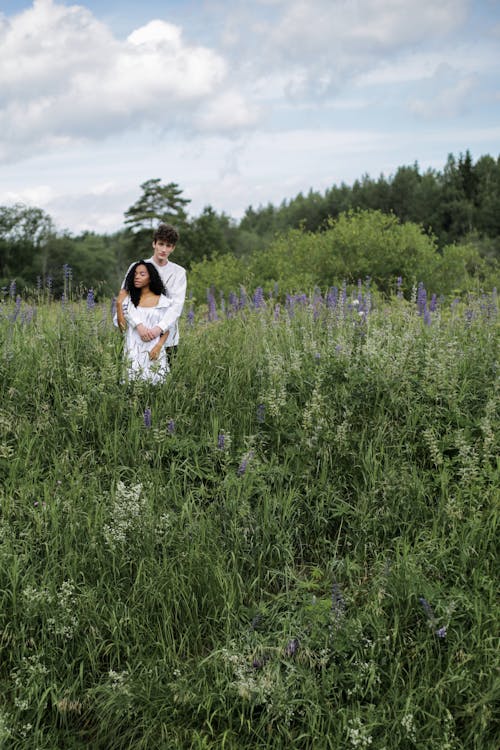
[63,263,72,281]
[86,289,95,309]
[429,293,438,312]
[167,419,175,434]
[217,433,225,450]
[419,597,435,621]
[9,280,16,299]
[284,637,300,657]
[237,450,254,476]
[417,282,427,316]
[207,287,217,321]
[424,308,432,326]
[326,286,338,308]
[143,408,152,429]
[274,303,280,321]
[187,307,195,326]
[252,286,265,309]
[435,626,447,638]
[256,404,265,423]
[10,296,21,323]
[46,275,53,293]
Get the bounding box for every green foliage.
[2,151,500,299]
[191,210,477,298]
[188,252,250,303]
[0,287,498,748]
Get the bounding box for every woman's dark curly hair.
[124,261,166,307]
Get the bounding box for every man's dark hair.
[124,261,166,307]
[153,223,180,245]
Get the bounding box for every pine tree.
[124,179,190,232]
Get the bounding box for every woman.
[118,260,172,384]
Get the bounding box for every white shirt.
[122,257,187,346]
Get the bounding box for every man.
[116,224,187,364]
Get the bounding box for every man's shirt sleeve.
[157,268,187,332]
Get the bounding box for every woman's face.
[133,264,150,288]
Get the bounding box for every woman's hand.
[148,343,162,361]
[117,309,127,332]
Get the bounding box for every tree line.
[1,150,499,299]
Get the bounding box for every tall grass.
[0,284,498,749]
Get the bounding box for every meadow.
[0,281,498,749]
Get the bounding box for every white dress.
[121,258,186,346]
[121,295,171,384]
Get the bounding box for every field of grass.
[0,283,498,749]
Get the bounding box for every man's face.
[152,239,175,265]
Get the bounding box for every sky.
[1,0,499,235]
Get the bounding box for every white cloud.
[0,0,259,163]
[408,65,479,119]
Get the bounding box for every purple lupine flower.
[285,294,295,318]
[207,287,217,321]
[435,626,447,638]
[340,281,347,313]
[274,303,280,321]
[284,637,300,657]
[143,408,152,429]
[424,308,432,326]
[9,280,16,299]
[257,404,265,423]
[419,597,435,621]
[252,286,265,309]
[63,263,72,281]
[46,275,53,293]
[167,419,175,434]
[217,433,225,450]
[327,286,338,309]
[187,306,195,326]
[429,293,438,312]
[87,289,95,309]
[313,288,323,320]
[21,306,35,325]
[11,295,22,323]
[237,450,254,476]
[417,282,427,316]
[36,276,42,293]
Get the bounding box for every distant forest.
[1,150,499,297]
